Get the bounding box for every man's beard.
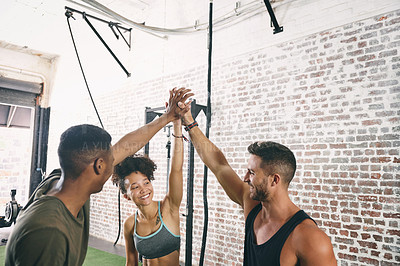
[250,184,269,202]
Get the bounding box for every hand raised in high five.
[165,87,194,121]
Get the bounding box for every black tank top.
[244,204,315,266]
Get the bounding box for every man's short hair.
[247,141,296,185]
[112,155,157,194]
[58,124,112,179]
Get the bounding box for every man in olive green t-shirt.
[5,88,193,266]
[5,169,90,265]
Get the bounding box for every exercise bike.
[0,189,22,244]
[0,189,22,228]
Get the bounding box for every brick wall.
[85,8,400,265]
[0,127,32,214]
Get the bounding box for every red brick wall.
[89,9,400,265]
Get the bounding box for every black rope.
[199,1,213,265]
[66,11,122,246]
[65,11,104,129]
[114,191,121,246]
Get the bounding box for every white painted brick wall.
[0,127,32,209]
[44,1,400,265]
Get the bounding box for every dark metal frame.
[29,105,51,196]
[65,6,132,77]
[144,101,207,266]
[144,106,165,155]
[263,0,283,34]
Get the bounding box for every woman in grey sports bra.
[112,118,184,266]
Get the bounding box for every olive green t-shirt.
[5,169,90,266]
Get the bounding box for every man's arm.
[112,88,193,166]
[181,110,250,208]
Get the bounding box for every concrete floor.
[88,235,126,257]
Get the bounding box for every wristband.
[172,133,188,142]
[184,121,198,132]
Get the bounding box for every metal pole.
[29,106,50,196]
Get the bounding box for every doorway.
[0,76,48,210]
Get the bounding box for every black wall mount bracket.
[263,0,283,34]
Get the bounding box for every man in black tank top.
[180,109,337,266]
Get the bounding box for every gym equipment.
[263,0,283,34]
[65,6,132,77]
[144,100,209,266]
[164,125,173,192]
[0,189,22,228]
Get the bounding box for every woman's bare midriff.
[142,250,180,266]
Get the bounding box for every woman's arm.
[112,88,193,166]
[124,216,139,266]
[165,119,184,210]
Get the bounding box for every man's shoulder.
[25,195,63,210]
[291,217,336,263]
[293,217,326,242]
[9,198,72,251]
[7,203,68,249]
[17,197,67,227]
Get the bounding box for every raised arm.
[180,108,249,208]
[112,88,193,166]
[165,119,184,209]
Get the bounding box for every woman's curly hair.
[112,154,157,194]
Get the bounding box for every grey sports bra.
[133,201,181,260]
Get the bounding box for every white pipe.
[81,0,168,39]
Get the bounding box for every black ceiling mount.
[65,6,132,77]
[263,0,283,34]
